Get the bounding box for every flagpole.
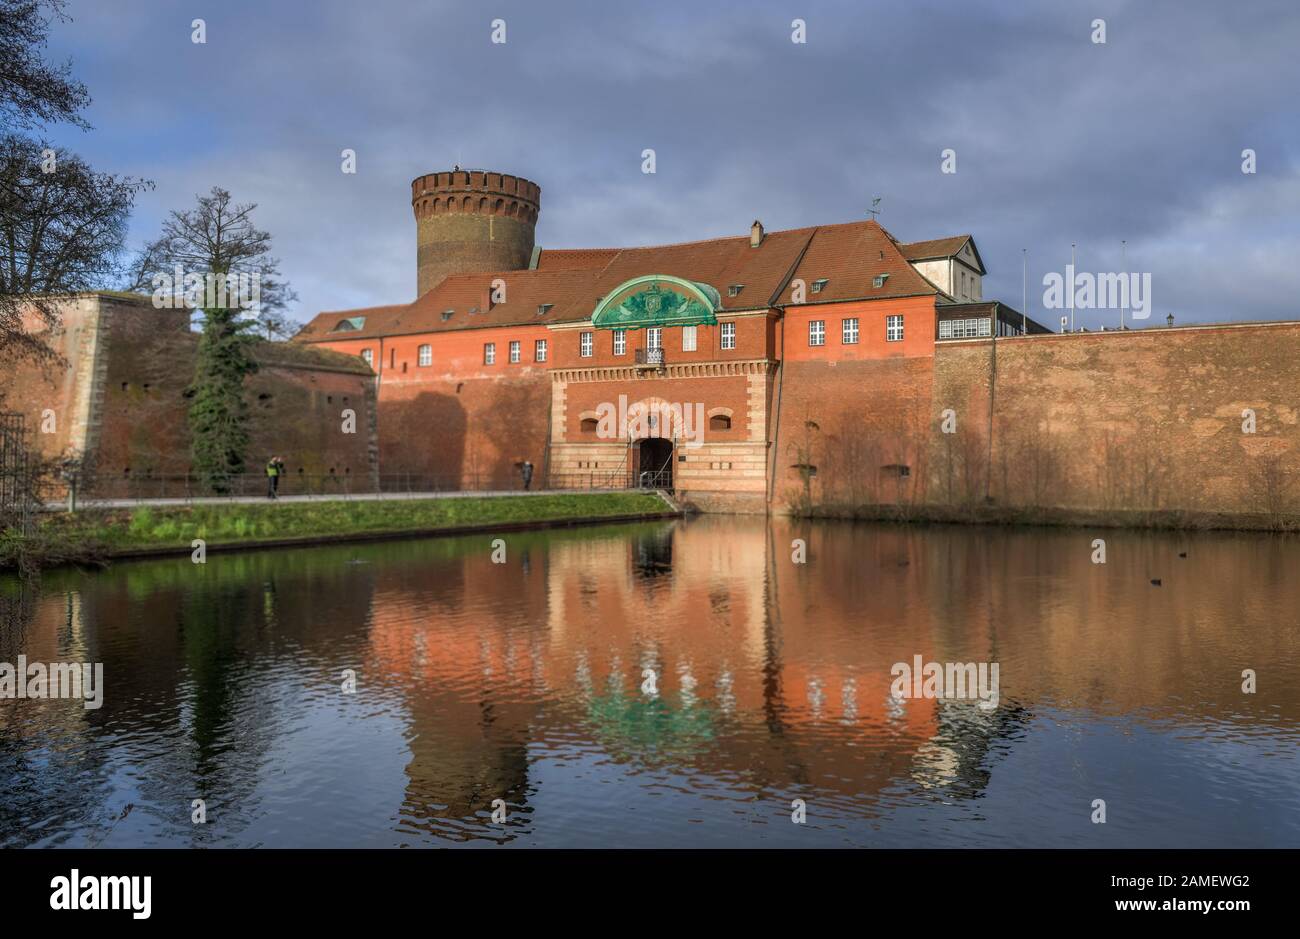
[1120,239,1127,330]
[1070,243,1076,333]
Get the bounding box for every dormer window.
[441,309,454,321]
[873,274,889,288]
[537,303,553,316]
[728,284,744,297]
[811,278,829,294]
[331,316,366,332]
[467,306,480,315]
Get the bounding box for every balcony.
[635,347,665,369]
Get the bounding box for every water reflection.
[1,517,1297,847]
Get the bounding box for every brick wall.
[772,354,936,511]
[936,324,1300,513]
[0,295,379,496]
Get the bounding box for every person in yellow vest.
[266,456,281,499]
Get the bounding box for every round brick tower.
[411,169,540,297]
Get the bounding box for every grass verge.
[2,492,673,573]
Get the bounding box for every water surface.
[1,517,1296,847]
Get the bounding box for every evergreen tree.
[185,299,259,492]
[128,187,296,493]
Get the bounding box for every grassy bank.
[1,492,673,572]
[789,501,1300,533]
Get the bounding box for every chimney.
[750,220,764,248]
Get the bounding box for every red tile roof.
[295,220,943,342]
[898,236,972,261]
[533,248,620,272]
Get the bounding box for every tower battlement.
[411,169,540,297]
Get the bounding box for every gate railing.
[0,413,35,534]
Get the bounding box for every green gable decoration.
[591,275,720,330]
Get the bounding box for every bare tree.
[0,1,146,375]
[0,135,148,366]
[124,186,296,323]
[0,1,89,132]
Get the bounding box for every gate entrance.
[637,437,673,489]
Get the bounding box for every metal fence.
[0,413,36,533]
[52,467,663,503]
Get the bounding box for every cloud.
[37,0,1300,327]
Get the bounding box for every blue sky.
[38,0,1300,329]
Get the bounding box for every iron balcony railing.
[634,347,665,367]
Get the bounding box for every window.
[580,331,593,357]
[613,329,626,355]
[728,284,744,297]
[537,304,553,316]
[483,343,496,365]
[720,322,736,350]
[873,274,889,289]
[709,414,731,431]
[842,318,859,344]
[682,325,697,352]
[939,317,992,339]
[886,314,904,342]
[509,340,521,363]
[811,278,829,294]
[360,348,373,367]
[808,320,825,346]
[534,339,547,362]
[647,327,662,350]
[418,344,432,367]
[580,417,599,434]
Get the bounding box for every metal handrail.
[40,469,656,504]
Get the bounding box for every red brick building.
[296,168,1046,510]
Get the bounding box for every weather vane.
[869,197,882,221]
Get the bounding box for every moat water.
[2,517,1297,848]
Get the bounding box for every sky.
[35,0,1300,330]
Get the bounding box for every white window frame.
[509,339,521,363]
[534,338,547,362]
[613,329,626,355]
[360,348,374,367]
[647,327,662,350]
[681,325,697,352]
[886,314,904,342]
[483,342,496,365]
[720,321,736,350]
[417,344,432,367]
[842,318,859,344]
[808,320,825,346]
[580,331,593,357]
[938,317,992,339]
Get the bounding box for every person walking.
[520,460,534,492]
[266,456,281,499]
